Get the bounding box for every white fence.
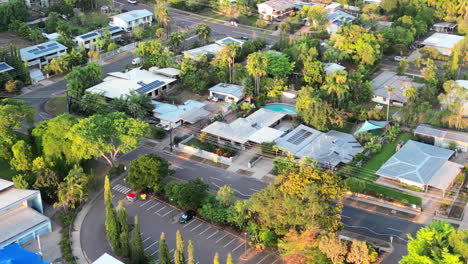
[177,135,235,165]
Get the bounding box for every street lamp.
[244,232,247,255]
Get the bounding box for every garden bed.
[185,138,236,158]
[362,182,422,207]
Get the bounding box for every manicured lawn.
[0,160,17,181]
[365,182,422,207]
[44,96,67,116]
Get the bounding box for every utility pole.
[169,123,173,152]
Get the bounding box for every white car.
[131,57,141,65]
[394,56,403,62]
[127,0,137,4]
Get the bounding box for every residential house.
[0,179,52,248]
[275,124,363,168]
[415,124,468,152]
[149,67,181,79]
[325,2,342,12]
[327,10,356,34]
[0,62,14,73]
[432,22,457,33]
[324,63,345,74]
[183,37,244,60]
[20,41,67,68]
[202,108,287,149]
[208,83,244,103]
[363,0,381,4]
[86,68,177,100]
[74,26,124,50]
[152,100,210,129]
[376,140,463,193]
[110,10,153,32]
[421,33,464,56]
[371,71,423,106]
[257,0,295,21]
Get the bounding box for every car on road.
[394,56,403,62]
[127,192,138,202]
[127,0,137,4]
[132,57,142,65]
[179,210,196,224]
[240,36,249,40]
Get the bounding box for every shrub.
[109,164,126,178]
[151,126,166,139]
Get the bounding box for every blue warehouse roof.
[20,41,67,61]
[0,62,14,73]
[112,9,153,23]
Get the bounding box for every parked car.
[127,192,138,202]
[394,56,403,62]
[240,36,249,40]
[179,210,196,224]
[131,57,142,65]
[116,39,127,46]
[157,123,171,131]
[127,0,137,4]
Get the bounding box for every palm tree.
[402,86,417,104]
[222,43,239,83]
[194,23,211,44]
[154,5,170,30]
[322,70,350,106]
[246,52,268,95]
[385,85,395,121]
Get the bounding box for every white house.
[257,0,295,20]
[421,33,464,56]
[86,68,177,99]
[74,26,123,50]
[20,41,67,68]
[183,37,244,60]
[208,83,244,103]
[415,124,468,152]
[110,9,153,32]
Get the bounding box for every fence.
[177,135,236,165]
[100,36,156,61]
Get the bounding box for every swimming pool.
[262,104,297,114]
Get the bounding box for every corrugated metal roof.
[112,9,153,22]
[209,83,244,99]
[415,124,468,144]
[20,41,67,61]
[0,207,50,245]
[0,62,14,73]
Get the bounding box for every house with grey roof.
[110,9,153,32]
[371,71,424,106]
[257,0,295,20]
[20,41,67,68]
[202,108,286,149]
[415,124,468,152]
[0,179,51,249]
[327,10,356,34]
[376,140,463,192]
[183,37,244,60]
[152,99,210,129]
[74,26,123,50]
[421,33,464,56]
[0,62,14,73]
[275,124,363,168]
[209,83,244,103]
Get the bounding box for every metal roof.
[135,80,166,94]
[415,124,468,144]
[371,71,423,103]
[75,26,123,41]
[421,33,464,50]
[323,63,345,74]
[257,0,295,11]
[20,41,67,61]
[0,186,39,212]
[376,140,461,190]
[0,207,50,245]
[209,83,244,99]
[0,62,14,73]
[152,100,206,123]
[112,9,153,23]
[327,10,355,23]
[215,37,244,46]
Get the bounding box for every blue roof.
[327,10,355,23]
[152,100,206,122]
[0,243,49,264]
[0,62,14,73]
[76,26,123,41]
[215,37,243,46]
[209,83,244,98]
[135,80,166,94]
[112,9,153,22]
[20,41,67,61]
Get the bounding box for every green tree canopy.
[128,153,174,192]
[136,39,174,69]
[54,164,89,212]
[65,62,103,98]
[10,140,33,171]
[265,52,295,79]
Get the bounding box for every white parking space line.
[140,200,151,207]
[258,255,270,264]
[206,230,219,239]
[155,206,167,213]
[191,223,203,232]
[215,234,228,243]
[387,227,403,233]
[232,242,243,252]
[151,249,159,256]
[198,227,211,235]
[169,249,175,253]
[144,241,159,251]
[146,203,159,211]
[341,215,351,219]
[183,220,197,229]
[223,238,236,248]
[162,209,175,217]
[142,237,151,243]
[272,259,279,264]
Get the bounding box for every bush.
[109,164,126,178]
[151,126,166,139]
[59,210,77,264]
[455,174,465,185]
[199,197,229,224]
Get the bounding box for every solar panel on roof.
[135,80,166,94]
[0,62,13,73]
[46,43,57,47]
[37,45,46,50]
[81,32,99,40]
[286,129,313,145]
[137,81,147,86]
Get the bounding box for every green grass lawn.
[0,160,17,181]
[365,182,422,207]
[44,96,67,116]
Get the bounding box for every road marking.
[162,209,175,217]
[271,259,279,264]
[232,242,243,252]
[155,206,167,213]
[215,234,228,243]
[198,227,211,235]
[140,200,151,207]
[144,241,159,251]
[146,203,159,211]
[142,237,151,243]
[250,188,261,192]
[209,176,223,181]
[341,215,351,219]
[343,223,408,242]
[223,238,236,248]
[191,223,203,231]
[206,230,219,239]
[211,182,249,197]
[151,249,159,256]
[183,220,196,229]
[112,184,131,194]
[387,227,403,233]
[258,255,270,264]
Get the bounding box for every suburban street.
[80,145,424,263]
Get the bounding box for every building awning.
[354,120,390,135]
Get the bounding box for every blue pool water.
[262,104,297,114]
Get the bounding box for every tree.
[217,184,235,206]
[110,92,153,119]
[159,232,171,264]
[213,253,220,264]
[77,92,109,116]
[264,78,288,99]
[421,59,438,85]
[5,80,22,93]
[265,52,295,79]
[246,52,268,95]
[136,39,174,68]
[296,89,344,131]
[386,124,400,142]
[448,229,468,261]
[127,153,174,192]
[438,80,468,129]
[347,240,371,264]
[364,136,382,154]
[120,231,130,259]
[168,32,184,53]
[180,54,209,94]
[174,230,185,264]
[318,233,347,264]
[212,42,240,83]
[303,59,325,86]
[104,176,120,252]
[12,174,31,189]
[45,12,60,33]
[130,215,144,264]
[133,27,145,40]
[10,140,33,171]
[65,62,103,98]
[54,165,89,212]
[188,240,195,264]
[68,112,150,167]
[385,85,395,121]
[118,201,130,258]
[195,23,211,44]
[397,58,410,75]
[304,5,328,30]
[155,27,166,39]
[226,253,233,264]
[278,229,319,263]
[322,70,350,106]
[154,5,170,29]
[403,86,418,104]
[164,179,209,209]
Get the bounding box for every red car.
[126,192,137,202]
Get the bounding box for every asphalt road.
[80,146,425,263]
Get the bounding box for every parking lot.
[112,182,282,264]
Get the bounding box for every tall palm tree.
[385,85,395,121]
[154,5,170,30]
[246,52,268,96]
[402,86,417,104]
[322,70,350,106]
[221,43,239,83]
[194,23,211,44]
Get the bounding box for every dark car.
[179,210,196,224]
[240,36,249,40]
